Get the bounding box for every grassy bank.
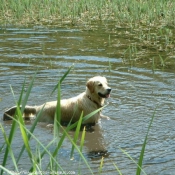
[0,0,174,69]
[0,0,175,28]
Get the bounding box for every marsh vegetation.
[1,0,175,27]
[0,67,155,175]
[0,1,175,174]
[1,0,174,68]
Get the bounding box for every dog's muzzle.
[98,88,111,98]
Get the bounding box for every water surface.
[0,25,175,175]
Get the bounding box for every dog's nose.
[107,88,112,93]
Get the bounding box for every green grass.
[0,0,175,28]
[0,65,108,175]
[0,0,174,69]
[0,66,156,175]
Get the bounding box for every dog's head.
[86,76,111,98]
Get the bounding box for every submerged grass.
[0,66,156,174]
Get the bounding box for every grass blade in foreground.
[20,72,37,113]
[82,105,107,124]
[0,81,26,175]
[14,73,37,167]
[78,126,86,175]
[1,72,37,174]
[50,64,74,96]
[136,108,157,175]
[16,104,46,163]
[0,165,14,175]
[112,162,123,175]
[6,116,65,173]
[119,148,147,175]
[116,107,158,175]
[59,123,94,175]
[80,126,86,153]
[54,82,61,138]
[70,111,83,159]
[16,105,33,165]
[52,65,73,138]
[0,124,18,172]
[99,156,104,174]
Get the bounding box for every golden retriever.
[3,76,111,124]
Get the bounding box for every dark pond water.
[0,25,175,175]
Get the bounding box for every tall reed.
[0,65,157,174]
[0,0,175,27]
[0,65,107,175]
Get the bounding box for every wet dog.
[3,76,111,124]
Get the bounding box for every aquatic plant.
[0,0,175,28]
[0,65,110,175]
[0,0,174,69]
[0,66,157,175]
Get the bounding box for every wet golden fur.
[3,76,111,124]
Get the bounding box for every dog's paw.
[106,116,110,120]
[100,114,110,120]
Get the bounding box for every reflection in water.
[60,122,110,160]
[0,26,175,175]
[84,124,110,160]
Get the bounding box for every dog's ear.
[86,80,94,93]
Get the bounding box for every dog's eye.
[98,83,102,87]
